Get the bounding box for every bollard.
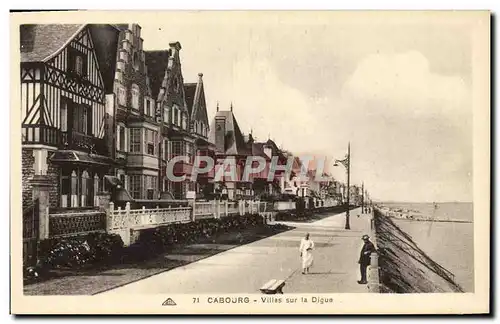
[367,251,380,293]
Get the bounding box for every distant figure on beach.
[358,234,376,284]
[299,233,314,274]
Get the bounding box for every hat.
[362,234,370,240]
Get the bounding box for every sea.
[379,202,474,292]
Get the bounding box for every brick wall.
[22,148,60,210]
[22,148,35,210]
[46,152,60,208]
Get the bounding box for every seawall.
[373,208,464,293]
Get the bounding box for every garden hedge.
[24,213,286,282]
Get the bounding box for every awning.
[49,150,113,166]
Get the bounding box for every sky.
[139,12,474,202]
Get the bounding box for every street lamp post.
[361,181,364,214]
[335,142,351,230]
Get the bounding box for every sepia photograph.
[10,10,490,315]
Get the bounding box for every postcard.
[10,10,490,315]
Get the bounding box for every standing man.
[358,234,376,284]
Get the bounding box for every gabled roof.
[184,83,197,116]
[184,74,210,126]
[20,24,120,94]
[20,24,85,62]
[251,142,270,160]
[144,50,170,100]
[208,110,250,156]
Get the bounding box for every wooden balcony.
[22,125,108,156]
[22,124,60,147]
[61,131,109,156]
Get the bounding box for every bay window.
[145,129,157,155]
[129,128,141,152]
[171,140,184,159]
[129,175,141,199]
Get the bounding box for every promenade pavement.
[98,207,372,295]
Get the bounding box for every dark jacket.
[358,240,376,265]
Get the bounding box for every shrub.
[37,232,124,270]
[128,214,265,259]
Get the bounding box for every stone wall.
[46,151,60,208]
[22,148,35,210]
[22,148,60,210]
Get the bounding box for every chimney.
[20,24,35,53]
[169,41,182,54]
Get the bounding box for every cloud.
[212,56,321,152]
[342,51,471,118]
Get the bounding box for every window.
[72,105,92,135]
[68,47,87,76]
[164,107,169,123]
[81,170,91,207]
[145,129,157,155]
[173,181,184,200]
[118,85,126,106]
[75,56,84,76]
[131,84,140,109]
[145,175,157,199]
[60,98,68,132]
[133,51,140,71]
[129,175,141,199]
[181,114,187,129]
[130,128,141,152]
[171,141,184,159]
[145,98,151,116]
[118,125,126,151]
[186,142,194,163]
[164,140,169,160]
[60,171,70,208]
[174,109,179,126]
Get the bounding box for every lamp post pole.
[335,142,351,230]
[361,181,364,213]
[345,142,350,230]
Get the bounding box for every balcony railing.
[22,124,108,156]
[22,124,60,147]
[61,131,108,156]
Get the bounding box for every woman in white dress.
[299,233,314,274]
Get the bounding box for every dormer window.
[118,85,126,106]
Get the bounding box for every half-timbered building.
[21,24,120,209]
